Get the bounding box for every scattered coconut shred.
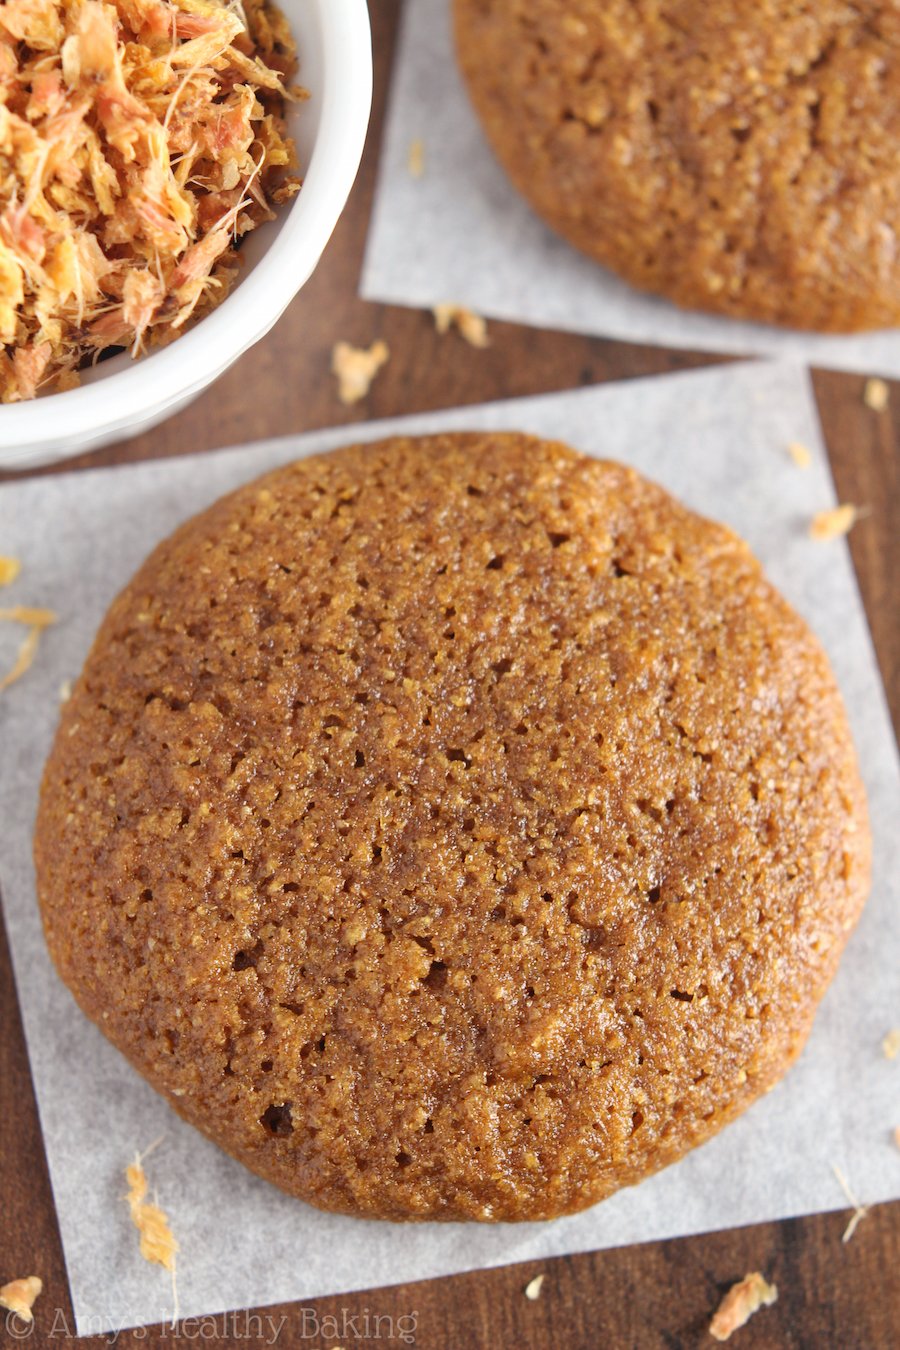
[0,1276,43,1325]
[331,338,389,405]
[125,1148,180,1315]
[709,1272,778,1342]
[407,136,425,178]
[832,1164,870,1244]
[0,0,303,402]
[433,303,489,349]
[0,556,22,585]
[882,1027,900,1060]
[0,604,56,692]
[0,558,56,693]
[809,504,861,542]
[786,440,812,469]
[863,377,890,412]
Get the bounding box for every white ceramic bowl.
[0,0,372,469]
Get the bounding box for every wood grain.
[1,3,898,1346]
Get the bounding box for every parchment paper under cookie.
[0,362,898,1335]
[361,0,900,379]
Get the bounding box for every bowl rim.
[0,0,373,455]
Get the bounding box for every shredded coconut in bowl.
[0,0,303,402]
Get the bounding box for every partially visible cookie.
[454,0,900,332]
[34,433,870,1221]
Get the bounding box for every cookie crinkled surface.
[453,0,900,332]
[35,433,870,1221]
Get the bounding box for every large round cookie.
[35,434,870,1221]
[454,0,900,332]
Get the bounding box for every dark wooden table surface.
[2,4,899,1346]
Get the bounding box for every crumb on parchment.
[0,1276,42,1325]
[709,1272,778,1341]
[524,1274,545,1300]
[433,304,490,349]
[125,1144,181,1327]
[125,1144,180,1324]
[882,1028,900,1059]
[0,605,56,693]
[408,138,426,178]
[832,1164,870,1243]
[125,1154,179,1275]
[331,340,390,405]
[0,557,21,587]
[809,504,860,541]
[894,1126,900,1151]
[787,441,812,469]
[863,378,890,412]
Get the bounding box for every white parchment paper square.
[1,362,898,1336]
[362,0,900,378]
